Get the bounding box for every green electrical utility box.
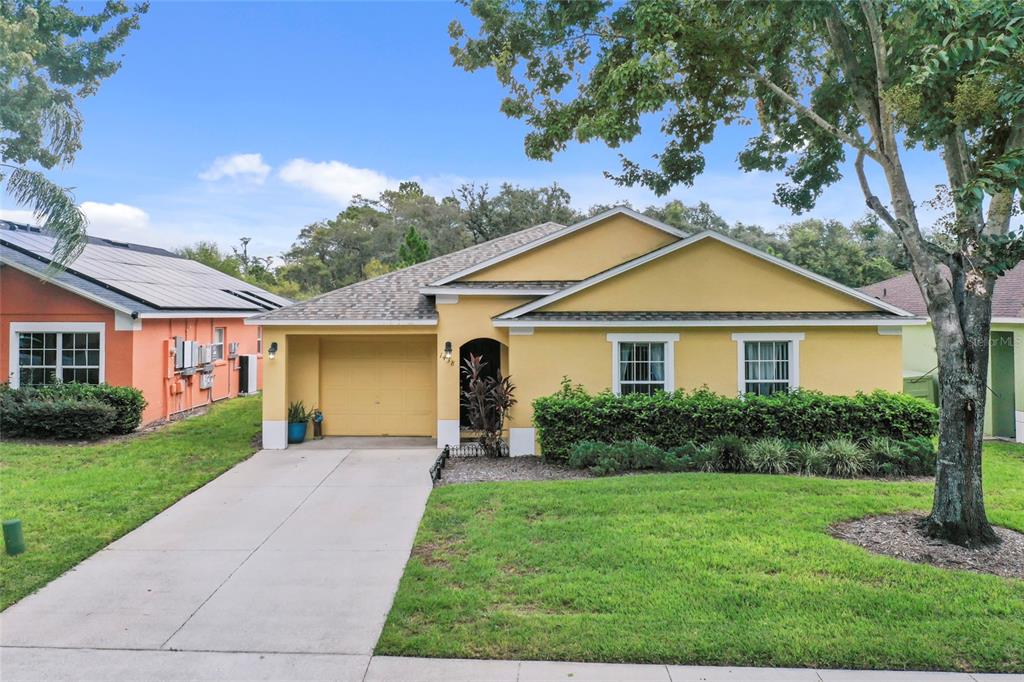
[903,373,937,404]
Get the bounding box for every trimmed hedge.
[1,383,147,440]
[534,382,938,462]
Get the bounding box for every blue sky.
[2,1,954,258]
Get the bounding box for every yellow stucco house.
[248,207,922,453]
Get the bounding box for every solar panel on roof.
[0,227,287,312]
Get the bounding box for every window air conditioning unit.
[239,354,258,395]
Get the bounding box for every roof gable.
[430,207,685,285]
[499,231,914,320]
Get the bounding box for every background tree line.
[180,181,909,300]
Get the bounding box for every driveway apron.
[0,445,437,664]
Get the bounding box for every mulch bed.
[435,456,595,486]
[831,513,1024,580]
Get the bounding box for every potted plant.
[287,401,312,444]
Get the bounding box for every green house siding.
[901,322,1023,440]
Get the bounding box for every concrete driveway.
[0,442,438,680]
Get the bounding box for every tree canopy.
[1,0,146,263]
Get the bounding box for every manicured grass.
[378,442,1024,672]
[0,396,262,610]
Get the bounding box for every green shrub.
[662,442,706,472]
[708,435,748,472]
[820,437,870,478]
[898,436,938,476]
[569,440,713,475]
[533,383,938,461]
[0,382,145,439]
[1,398,117,440]
[37,383,147,434]
[747,437,794,474]
[569,439,668,475]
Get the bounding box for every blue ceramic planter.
[287,421,308,444]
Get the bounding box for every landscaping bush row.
[1,383,147,440]
[569,435,937,478]
[534,382,939,461]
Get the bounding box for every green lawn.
[378,441,1024,672]
[0,396,262,610]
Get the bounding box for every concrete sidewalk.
[1,650,1017,681]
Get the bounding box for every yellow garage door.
[319,335,436,436]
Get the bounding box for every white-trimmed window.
[212,327,226,361]
[10,323,105,387]
[256,326,263,354]
[732,333,803,396]
[608,333,678,395]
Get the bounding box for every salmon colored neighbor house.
[249,207,924,454]
[1,221,289,425]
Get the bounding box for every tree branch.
[984,118,1024,236]
[823,8,884,151]
[749,71,881,162]
[858,0,896,157]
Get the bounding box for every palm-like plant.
[460,353,516,457]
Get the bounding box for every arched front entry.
[459,337,502,428]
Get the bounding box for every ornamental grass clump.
[791,442,827,476]
[820,437,870,478]
[746,437,794,474]
[708,435,748,473]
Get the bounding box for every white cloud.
[279,158,399,205]
[199,153,271,184]
[0,208,39,225]
[80,201,153,241]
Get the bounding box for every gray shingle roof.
[860,264,1024,319]
[252,222,567,322]
[504,311,905,322]
[1,221,290,314]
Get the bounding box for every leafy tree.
[176,241,243,278]
[1,0,146,264]
[280,181,580,292]
[362,257,394,279]
[397,225,431,267]
[176,239,299,300]
[452,0,1024,545]
[456,182,580,243]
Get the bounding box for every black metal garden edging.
[429,445,450,483]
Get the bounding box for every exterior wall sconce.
[268,341,278,359]
[441,341,453,364]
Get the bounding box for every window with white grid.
[17,331,101,386]
[617,342,667,395]
[742,340,791,396]
[608,334,677,396]
[732,333,802,397]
